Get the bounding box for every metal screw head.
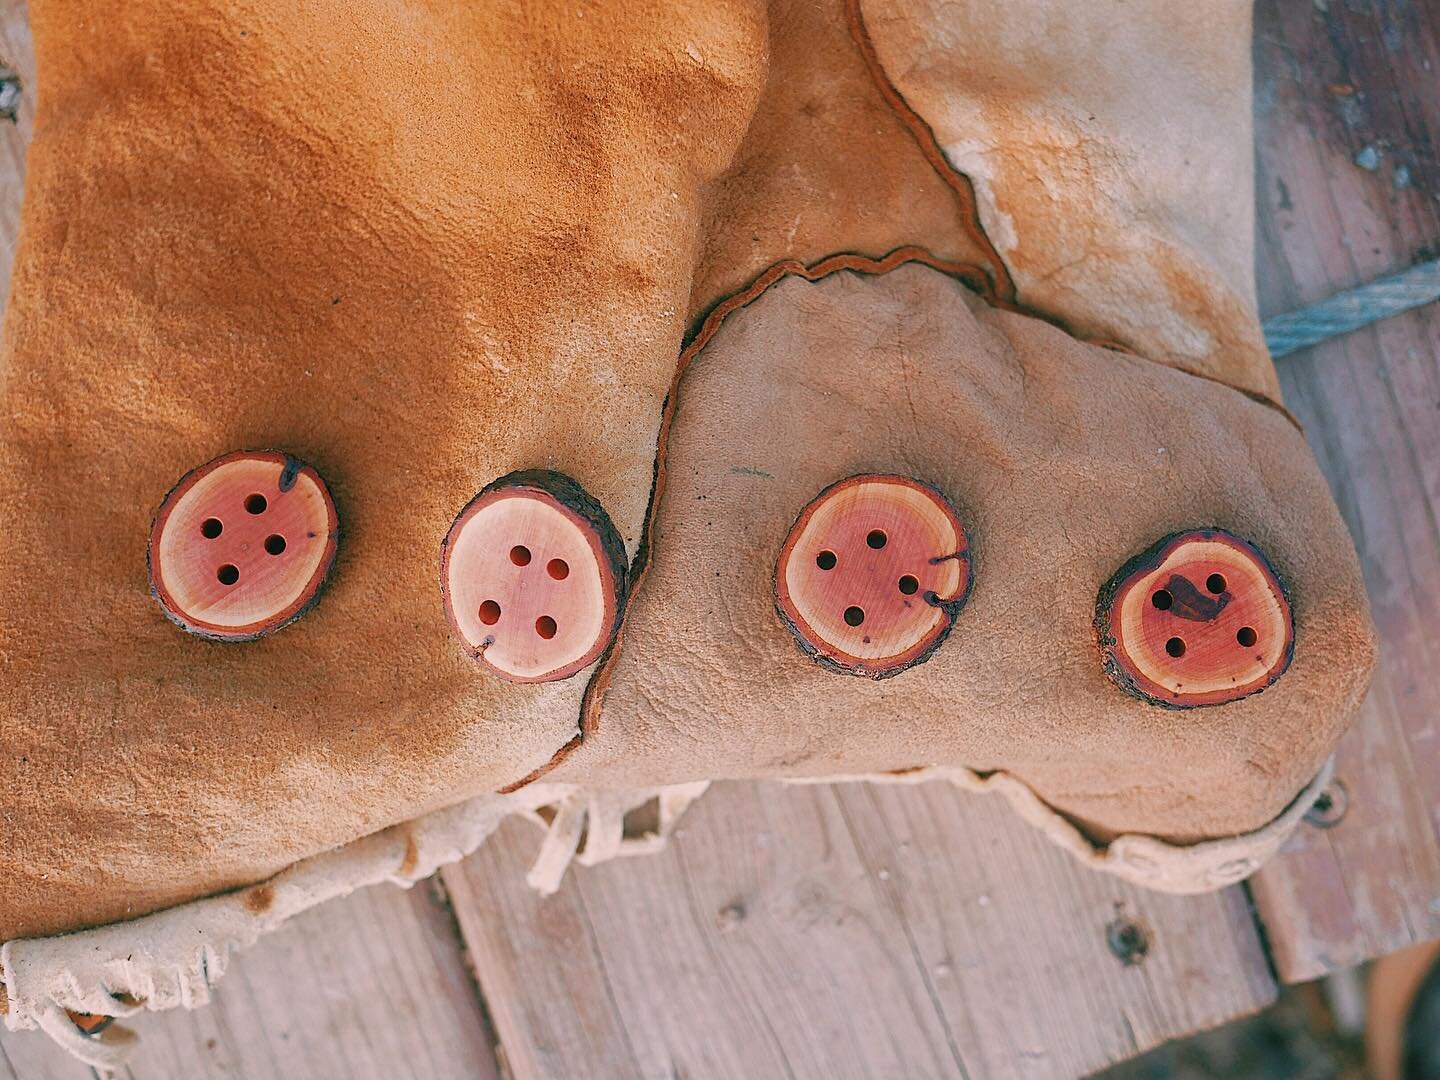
[1305,779,1350,829]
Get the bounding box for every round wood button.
[441,470,627,683]
[775,474,972,677]
[149,450,340,641]
[1096,529,1294,708]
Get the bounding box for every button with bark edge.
[775,474,972,677]
[441,470,628,683]
[1096,529,1294,708]
[149,450,340,641]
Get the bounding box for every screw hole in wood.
[1106,916,1151,966]
[1305,779,1349,828]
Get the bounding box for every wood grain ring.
[148,450,340,642]
[775,474,972,678]
[441,470,627,683]
[1096,528,1294,708]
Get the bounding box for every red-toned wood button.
[441,470,627,683]
[1096,529,1294,708]
[775,474,972,677]
[149,450,340,641]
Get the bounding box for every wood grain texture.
[0,881,500,1080]
[149,451,341,641]
[1248,0,1440,982]
[1096,530,1294,709]
[442,470,628,684]
[444,781,1276,1080]
[775,474,971,677]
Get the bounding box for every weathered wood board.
[1248,0,1440,982]
[444,781,1275,1080]
[0,881,501,1080]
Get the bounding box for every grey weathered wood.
[0,880,499,1080]
[444,780,1276,1080]
[0,0,31,303]
[0,1028,90,1080]
[1248,0,1440,982]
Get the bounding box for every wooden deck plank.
[444,781,1276,1080]
[1248,0,1440,982]
[0,880,500,1080]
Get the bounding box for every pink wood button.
[1097,529,1294,707]
[441,470,627,683]
[775,474,973,677]
[149,450,340,641]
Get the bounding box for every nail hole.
[1151,590,1173,610]
[478,600,501,625]
[1207,573,1227,594]
[200,518,223,539]
[844,606,865,627]
[510,545,531,567]
[1237,626,1257,648]
[1165,637,1186,658]
[866,530,887,549]
[264,534,287,556]
[244,494,267,515]
[898,575,919,595]
[547,558,569,580]
[1106,917,1151,966]
[535,615,557,639]
[816,550,837,571]
[1305,779,1349,828]
[217,564,240,586]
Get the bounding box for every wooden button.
[441,470,627,683]
[775,474,972,677]
[149,450,339,641]
[1096,529,1294,707]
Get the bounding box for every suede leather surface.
[692,0,1001,319]
[549,264,1376,844]
[0,0,765,940]
[0,0,1375,941]
[860,0,1276,396]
